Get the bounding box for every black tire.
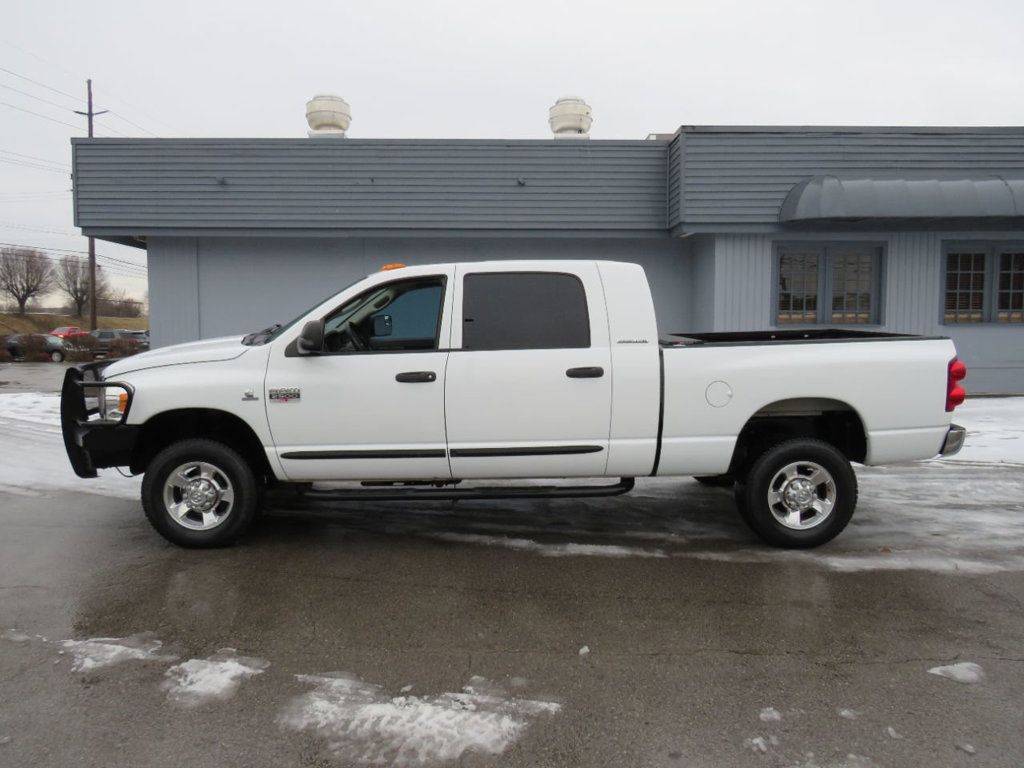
[734,438,857,549]
[50,350,65,362]
[694,474,734,488]
[141,438,259,548]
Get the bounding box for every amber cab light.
[380,263,406,271]
[946,358,967,412]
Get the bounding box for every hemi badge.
[269,387,301,402]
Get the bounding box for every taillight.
[946,358,967,412]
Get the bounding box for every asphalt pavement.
[1,360,1022,767]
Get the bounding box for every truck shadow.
[255,477,754,553]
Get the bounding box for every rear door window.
[461,272,590,350]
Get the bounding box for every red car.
[51,326,82,338]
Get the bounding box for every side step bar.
[302,477,635,502]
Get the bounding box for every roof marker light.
[380,263,406,271]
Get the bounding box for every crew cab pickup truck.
[60,260,968,549]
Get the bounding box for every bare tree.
[54,256,110,318]
[0,247,54,315]
[99,287,143,318]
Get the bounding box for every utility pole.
[74,79,107,330]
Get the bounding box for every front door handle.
[566,366,604,379]
[396,371,437,383]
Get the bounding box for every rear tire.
[50,350,65,362]
[141,438,259,548]
[734,438,857,549]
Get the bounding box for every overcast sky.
[3,0,1023,304]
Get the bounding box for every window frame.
[942,241,1024,325]
[772,241,886,327]
[459,270,592,351]
[319,274,449,355]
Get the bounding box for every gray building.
[72,126,1024,393]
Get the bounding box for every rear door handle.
[566,366,604,379]
[395,371,437,383]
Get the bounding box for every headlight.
[98,386,132,422]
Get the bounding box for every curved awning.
[780,175,1024,222]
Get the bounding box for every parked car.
[50,326,83,339]
[60,260,967,550]
[121,329,150,351]
[90,328,130,356]
[7,333,66,362]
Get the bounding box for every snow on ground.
[0,392,139,499]
[60,633,176,672]
[277,673,560,766]
[928,661,985,684]
[162,649,269,707]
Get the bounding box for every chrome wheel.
[766,461,836,530]
[162,461,235,531]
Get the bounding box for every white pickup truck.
[61,260,968,549]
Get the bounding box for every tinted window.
[462,272,590,350]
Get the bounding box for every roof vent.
[548,96,592,139]
[306,94,351,138]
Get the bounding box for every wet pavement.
[1,361,1022,766]
[2,470,1023,767]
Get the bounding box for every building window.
[944,243,1024,324]
[998,252,1024,323]
[776,244,882,325]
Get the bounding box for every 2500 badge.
[269,387,301,402]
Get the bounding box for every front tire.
[141,439,259,548]
[50,350,65,362]
[734,438,857,549]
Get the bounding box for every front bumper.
[939,423,966,457]
[60,364,141,478]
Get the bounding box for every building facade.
[72,127,1024,393]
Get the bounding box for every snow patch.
[759,706,782,722]
[162,649,269,707]
[61,633,175,671]
[885,726,903,739]
[928,661,984,684]
[578,645,590,656]
[0,393,140,499]
[278,673,560,765]
[837,708,859,720]
[429,532,666,559]
[1,629,31,643]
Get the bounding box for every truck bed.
[663,329,940,347]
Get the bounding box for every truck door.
[444,263,613,478]
[264,268,454,482]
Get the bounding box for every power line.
[0,65,81,102]
[0,99,80,130]
[0,241,148,273]
[107,110,159,138]
[0,148,70,168]
[0,81,78,112]
[0,246,148,280]
[0,157,70,174]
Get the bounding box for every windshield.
[241,277,365,346]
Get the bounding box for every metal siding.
[73,139,668,232]
[147,237,199,348]
[676,129,1024,226]
[713,235,773,330]
[666,134,682,229]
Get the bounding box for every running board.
[302,477,635,502]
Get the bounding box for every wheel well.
[729,398,867,476]
[130,408,274,480]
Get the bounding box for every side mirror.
[296,320,325,355]
[371,314,393,337]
